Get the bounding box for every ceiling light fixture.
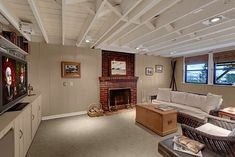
[135,47,140,50]
[170,51,176,55]
[209,16,222,23]
[85,39,90,43]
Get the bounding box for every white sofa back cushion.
[170,91,186,105]
[157,88,171,102]
[196,123,231,137]
[185,93,206,109]
[200,93,223,113]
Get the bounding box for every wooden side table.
[219,107,235,120]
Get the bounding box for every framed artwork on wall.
[145,67,154,76]
[155,65,163,73]
[111,60,126,75]
[61,61,81,78]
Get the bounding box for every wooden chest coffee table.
[136,104,177,136]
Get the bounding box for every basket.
[87,103,104,117]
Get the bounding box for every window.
[214,62,235,85]
[185,63,208,84]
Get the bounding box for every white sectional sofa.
[152,88,223,121]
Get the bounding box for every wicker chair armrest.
[181,124,235,156]
[207,115,235,131]
[177,112,206,128]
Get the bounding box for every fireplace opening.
[109,88,131,111]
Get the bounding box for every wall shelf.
[0,35,28,55]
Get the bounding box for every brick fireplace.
[99,51,138,111]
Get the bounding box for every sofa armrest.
[207,115,235,131]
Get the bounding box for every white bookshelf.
[0,35,28,55]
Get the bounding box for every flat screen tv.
[0,51,27,115]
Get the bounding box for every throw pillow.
[157,88,171,102]
[201,93,222,113]
[170,91,186,105]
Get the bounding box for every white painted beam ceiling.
[0,0,235,57]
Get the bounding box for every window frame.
[213,61,235,85]
[185,63,208,84]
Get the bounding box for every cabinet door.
[31,100,38,138]
[22,106,32,157]
[14,114,24,157]
[37,95,42,126]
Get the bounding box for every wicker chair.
[181,116,235,157]
[177,112,206,128]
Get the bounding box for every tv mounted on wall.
[0,51,28,115]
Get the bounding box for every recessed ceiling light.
[209,16,222,23]
[85,39,90,43]
[136,47,140,50]
[170,51,176,55]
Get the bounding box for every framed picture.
[61,61,80,78]
[145,67,154,76]
[111,60,126,75]
[155,65,163,73]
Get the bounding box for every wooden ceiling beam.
[28,0,49,43]
[132,0,235,48]
[76,0,105,47]
[119,0,217,46]
[149,19,235,51]
[90,0,142,48]
[100,0,162,46]
[106,0,179,46]
[152,32,235,56]
[0,0,31,41]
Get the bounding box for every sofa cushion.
[157,88,171,102]
[152,100,207,115]
[201,93,223,113]
[170,91,186,105]
[196,123,231,137]
[185,93,204,109]
[152,100,208,121]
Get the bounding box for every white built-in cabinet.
[14,106,31,157]
[31,95,42,138]
[1,94,43,157]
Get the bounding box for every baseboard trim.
[42,111,87,121]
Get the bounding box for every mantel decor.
[61,61,80,78]
[111,60,126,75]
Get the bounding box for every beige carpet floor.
[27,109,181,157]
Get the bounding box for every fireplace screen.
[109,88,131,110]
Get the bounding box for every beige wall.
[175,57,235,107]
[28,43,172,116]
[135,54,172,103]
[27,43,101,116]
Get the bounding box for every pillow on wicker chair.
[196,123,231,137]
[229,129,235,136]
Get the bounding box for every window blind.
[185,54,208,65]
[213,50,235,63]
